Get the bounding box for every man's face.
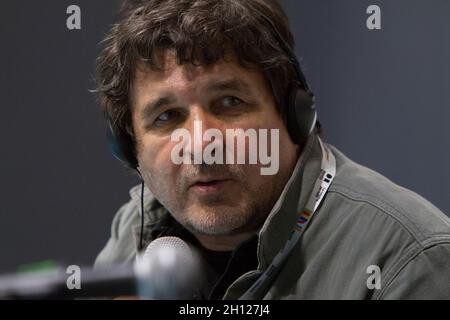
[131,50,299,237]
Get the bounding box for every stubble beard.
[144,162,291,237]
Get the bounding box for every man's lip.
[189,177,231,187]
[189,179,232,195]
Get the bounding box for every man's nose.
[184,106,223,162]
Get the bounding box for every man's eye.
[221,96,243,108]
[155,109,179,124]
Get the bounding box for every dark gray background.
[0,0,448,273]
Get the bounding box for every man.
[94,0,450,299]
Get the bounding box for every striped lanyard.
[239,137,336,300]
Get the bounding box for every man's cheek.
[144,163,171,185]
[139,141,170,169]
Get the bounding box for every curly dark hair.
[96,0,317,141]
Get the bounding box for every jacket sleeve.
[93,200,140,268]
[378,243,450,299]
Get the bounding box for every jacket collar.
[129,183,159,215]
[257,134,323,269]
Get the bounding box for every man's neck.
[194,231,257,252]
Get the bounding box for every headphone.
[106,13,317,170]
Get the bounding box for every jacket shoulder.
[328,144,450,246]
[274,145,450,299]
[94,184,166,267]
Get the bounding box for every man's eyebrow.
[140,79,251,119]
[140,94,176,120]
[205,78,251,93]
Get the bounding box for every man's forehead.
[134,49,251,86]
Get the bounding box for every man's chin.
[180,206,250,236]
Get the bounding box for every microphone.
[135,236,203,299]
[0,237,203,300]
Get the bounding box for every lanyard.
[239,137,336,300]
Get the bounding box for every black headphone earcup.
[107,121,139,169]
[286,89,317,145]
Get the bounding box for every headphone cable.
[136,169,145,252]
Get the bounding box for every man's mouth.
[190,178,232,195]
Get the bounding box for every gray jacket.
[95,134,450,299]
